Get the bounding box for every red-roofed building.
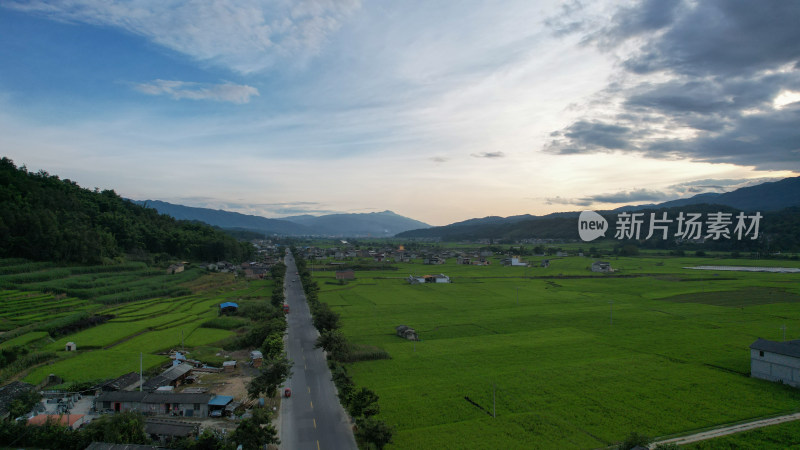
[28,413,86,430]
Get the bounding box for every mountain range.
[134,176,799,240]
[397,176,800,241]
[132,200,430,237]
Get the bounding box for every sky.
[1,0,799,226]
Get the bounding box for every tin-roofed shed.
[750,338,800,387]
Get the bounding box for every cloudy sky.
[1,0,798,226]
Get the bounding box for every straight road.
[280,252,357,450]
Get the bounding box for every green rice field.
[314,254,800,448]
[0,258,274,385]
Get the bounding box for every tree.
[262,332,284,359]
[329,362,355,404]
[7,388,41,419]
[348,387,380,418]
[229,417,278,450]
[81,411,149,445]
[616,432,650,450]
[247,354,292,399]
[355,416,394,450]
[316,329,350,361]
[312,302,340,332]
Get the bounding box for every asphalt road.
[280,253,357,450]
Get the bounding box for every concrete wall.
[751,349,800,387]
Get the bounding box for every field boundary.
[650,411,800,447]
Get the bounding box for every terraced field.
[0,259,274,385]
[314,255,800,448]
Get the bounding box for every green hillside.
[0,157,253,264]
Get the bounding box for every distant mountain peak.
[132,200,430,237]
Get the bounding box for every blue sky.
[1,0,798,226]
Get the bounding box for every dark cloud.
[623,0,800,76]
[430,156,448,163]
[588,188,668,204]
[471,151,506,158]
[667,177,783,195]
[547,188,669,207]
[546,121,649,155]
[546,196,592,207]
[546,0,800,171]
[594,0,681,48]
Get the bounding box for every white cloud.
[132,79,259,103]
[4,0,361,74]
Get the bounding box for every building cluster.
[0,347,266,445]
[407,274,451,284]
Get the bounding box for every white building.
[591,261,613,273]
[750,338,800,387]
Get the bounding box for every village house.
[408,274,450,284]
[95,391,214,417]
[750,338,800,387]
[101,372,142,392]
[432,274,451,283]
[407,275,427,284]
[142,363,193,391]
[335,269,355,280]
[219,302,238,314]
[591,261,613,273]
[65,342,76,351]
[166,264,184,275]
[28,414,87,430]
[250,350,263,368]
[145,418,199,445]
[396,325,418,341]
[503,257,528,267]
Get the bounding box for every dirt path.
[651,412,800,447]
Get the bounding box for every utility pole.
[609,301,614,325]
[782,324,787,341]
[492,383,496,418]
[139,352,143,392]
[516,286,519,306]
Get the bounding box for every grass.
[0,331,49,349]
[315,254,800,448]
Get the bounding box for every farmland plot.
[0,258,272,385]
[318,256,800,448]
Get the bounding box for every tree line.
[0,158,253,264]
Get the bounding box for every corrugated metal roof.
[219,302,239,309]
[750,338,800,358]
[144,418,197,437]
[96,391,212,404]
[208,395,234,406]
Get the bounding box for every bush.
[341,344,390,363]
[201,316,249,330]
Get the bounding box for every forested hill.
[0,158,253,264]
